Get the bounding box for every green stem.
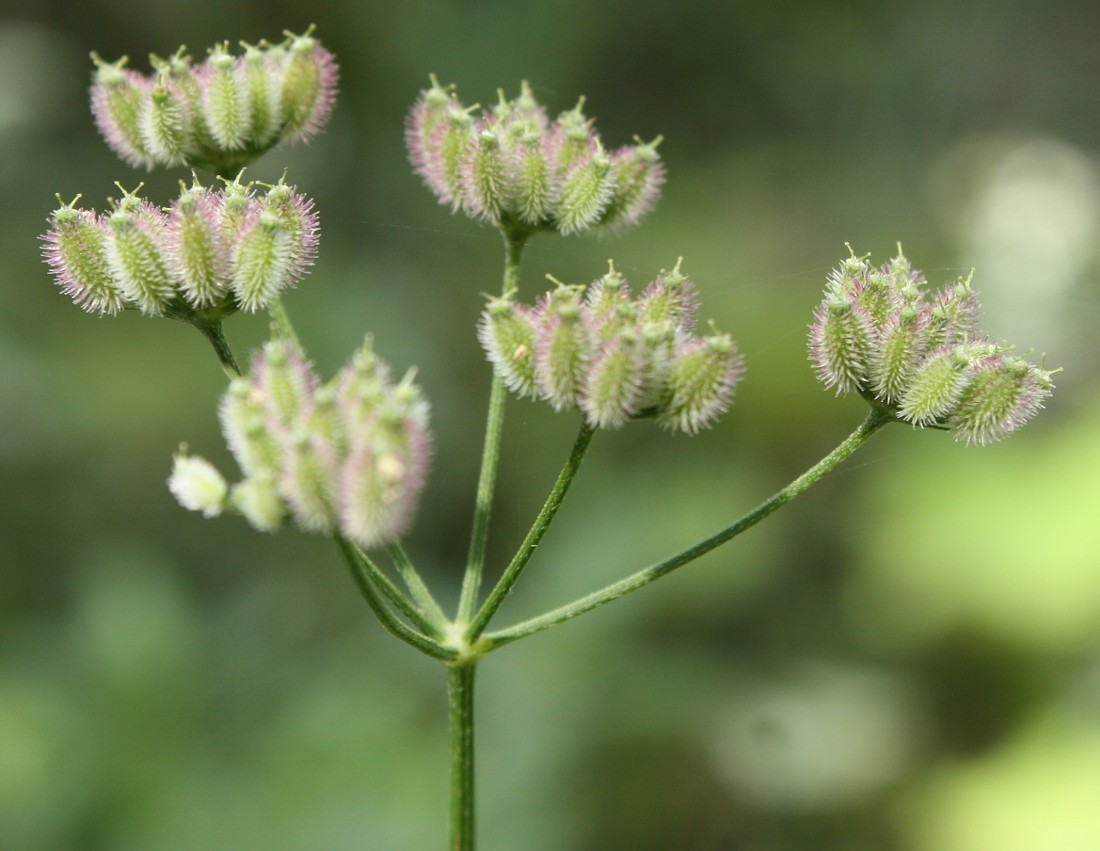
[335,536,455,661]
[387,542,449,635]
[484,407,894,648]
[457,232,528,622]
[447,663,477,851]
[467,421,596,640]
[192,319,240,377]
[340,537,437,634]
[267,297,302,347]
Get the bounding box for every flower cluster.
[91,27,338,173]
[169,336,432,549]
[406,77,664,236]
[479,260,742,433]
[41,176,318,317]
[808,246,1056,445]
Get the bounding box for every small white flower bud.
[231,472,284,532]
[168,452,228,517]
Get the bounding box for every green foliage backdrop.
[2,1,1098,848]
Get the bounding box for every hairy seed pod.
[105,198,175,315]
[165,183,231,306]
[90,55,155,169]
[808,297,875,394]
[556,149,615,235]
[478,297,539,398]
[42,201,125,315]
[581,331,647,429]
[203,44,252,151]
[658,334,743,434]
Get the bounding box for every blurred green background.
[3,0,1099,849]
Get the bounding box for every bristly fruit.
[480,259,743,433]
[407,78,665,239]
[173,335,432,550]
[90,26,338,174]
[808,245,1057,444]
[41,175,319,320]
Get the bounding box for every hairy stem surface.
[448,663,477,851]
[335,537,455,661]
[468,421,595,639]
[457,232,528,622]
[485,407,894,647]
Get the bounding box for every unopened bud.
[168,451,228,517]
[231,471,284,532]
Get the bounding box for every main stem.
[448,663,477,851]
[448,228,529,851]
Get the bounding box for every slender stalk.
[267,297,302,347]
[467,421,596,640]
[484,407,894,648]
[387,541,449,634]
[448,663,477,851]
[340,537,447,639]
[192,319,240,376]
[457,232,528,622]
[335,536,456,661]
